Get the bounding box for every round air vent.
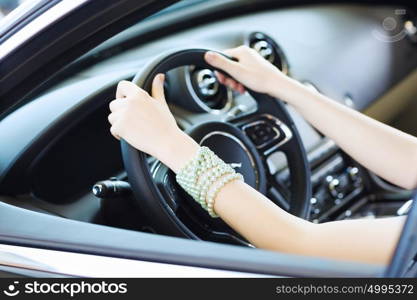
[165,66,232,114]
[189,67,231,111]
[193,69,220,98]
[246,32,289,75]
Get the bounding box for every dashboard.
[0,4,416,223]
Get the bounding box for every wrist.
[157,129,200,173]
[264,69,285,97]
[265,69,291,98]
[266,71,311,107]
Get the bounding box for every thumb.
[152,73,166,104]
[205,51,240,75]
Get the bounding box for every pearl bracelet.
[206,173,244,217]
[197,163,234,208]
[176,146,243,217]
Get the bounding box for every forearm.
[162,133,312,255]
[214,180,312,253]
[270,74,417,189]
[311,216,405,264]
[163,132,403,264]
[214,179,404,264]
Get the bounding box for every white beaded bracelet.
[197,164,234,206]
[176,146,243,217]
[206,173,244,218]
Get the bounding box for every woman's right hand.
[204,45,284,96]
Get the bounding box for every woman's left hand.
[108,74,199,173]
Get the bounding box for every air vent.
[246,32,289,74]
[165,66,232,114]
[189,67,232,112]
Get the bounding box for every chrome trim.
[195,69,219,97]
[405,20,417,43]
[252,40,275,63]
[199,131,259,187]
[0,244,268,278]
[230,163,243,169]
[311,156,343,184]
[397,200,413,216]
[185,66,233,115]
[0,0,89,60]
[242,114,293,156]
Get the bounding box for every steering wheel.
[121,48,311,245]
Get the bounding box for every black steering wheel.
[121,48,311,245]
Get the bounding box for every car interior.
[1,0,417,277]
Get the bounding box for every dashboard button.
[243,121,280,147]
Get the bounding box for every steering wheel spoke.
[235,113,293,156]
[150,161,180,212]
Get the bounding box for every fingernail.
[205,51,216,62]
[157,73,165,82]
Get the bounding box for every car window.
[0,0,23,17]
[0,0,48,36]
[19,0,212,101]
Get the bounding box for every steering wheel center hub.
[189,122,262,189]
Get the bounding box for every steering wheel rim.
[121,48,312,241]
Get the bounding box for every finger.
[116,80,143,99]
[224,79,236,90]
[237,83,246,94]
[215,71,226,84]
[116,81,130,98]
[215,70,241,90]
[151,73,166,104]
[224,78,239,90]
[205,51,241,75]
[224,45,252,57]
[223,47,243,58]
[109,98,126,112]
[108,112,115,125]
[110,125,121,140]
[108,111,121,125]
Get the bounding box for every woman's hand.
[204,46,284,96]
[108,74,199,173]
